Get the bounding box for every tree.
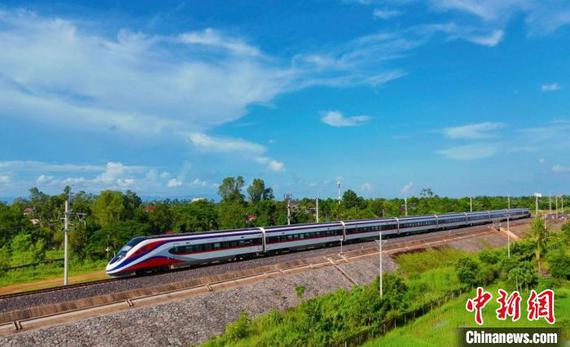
[92,190,126,227]
[419,188,436,198]
[218,176,245,203]
[341,190,365,210]
[531,217,548,272]
[247,178,273,203]
[218,201,247,229]
[173,200,218,232]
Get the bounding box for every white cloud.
[254,157,285,171]
[541,83,560,92]
[167,178,183,188]
[177,28,261,57]
[188,133,285,171]
[438,143,499,160]
[321,111,371,127]
[0,175,10,184]
[360,182,374,192]
[373,9,402,19]
[36,175,54,184]
[443,122,505,139]
[466,30,504,47]
[428,0,570,35]
[401,181,414,195]
[188,133,265,154]
[552,165,570,173]
[190,178,218,188]
[0,10,289,137]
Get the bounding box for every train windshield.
[109,237,147,264]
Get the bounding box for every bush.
[225,311,251,342]
[548,250,570,280]
[507,261,537,291]
[295,285,306,299]
[476,263,498,285]
[456,257,480,287]
[479,249,501,265]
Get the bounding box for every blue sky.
[0,0,569,199]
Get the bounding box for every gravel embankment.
[0,265,360,346]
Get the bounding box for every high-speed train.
[106,208,530,276]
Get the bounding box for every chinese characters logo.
[466,287,555,325]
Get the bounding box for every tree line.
[0,177,563,267]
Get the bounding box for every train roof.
[128,208,529,242]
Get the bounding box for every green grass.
[202,248,469,347]
[361,281,570,347]
[395,247,469,277]
[0,258,107,287]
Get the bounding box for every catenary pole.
[63,200,69,286]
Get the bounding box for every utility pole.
[470,197,473,213]
[404,197,408,216]
[378,231,383,298]
[336,178,341,205]
[285,193,292,225]
[555,195,559,219]
[534,193,541,217]
[507,210,510,258]
[508,196,511,210]
[549,194,552,214]
[63,200,70,286]
[315,195,319,223]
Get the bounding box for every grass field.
[0,258,108,289]
[362,281,570,346]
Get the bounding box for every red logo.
[496,289,521,321]
[527,289,555,324]
[466,287,493,325]
[466,288,556,325]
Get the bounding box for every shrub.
[548,250,570,280]
[225,311,251,342]
[295,285,306,299]
[456,257,480,287]
[507,261,537,292]
[479,249,501,265]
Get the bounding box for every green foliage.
[479,248,502,265]
[506,261,537,292]
[548,249,570,280]
[295,284,306,299]
[456,257,480,287]
[173,200,218,232]
[218,176,245,203]
[225,311,251,342]
[218,201,247,229]
[247,178,273,203]
[396,247,467,276]
[10,233,46,265]
[341,190,366,210]
[531,217,549,271]
[92,190,126,227]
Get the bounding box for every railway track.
[0,219,530,303]
[0,219,532,335]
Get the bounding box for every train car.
[106,228,263,276]
[106,208,530,276]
